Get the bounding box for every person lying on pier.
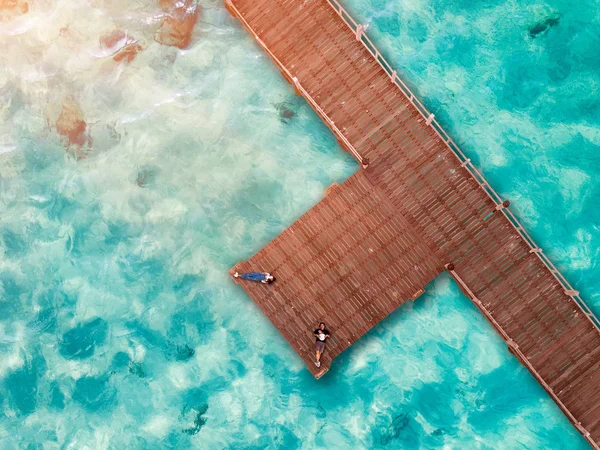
[314,322,330,368]
[233,271,276,284]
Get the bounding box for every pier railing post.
[355,24,363,40]
[495,200,510,211]
[291,76,301,96]
[426,113,434,126]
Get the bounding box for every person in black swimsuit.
[313,322,330,368]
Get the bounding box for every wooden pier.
[225,0,600,446]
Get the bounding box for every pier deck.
[230,172,443,378]
[225,0,600,446]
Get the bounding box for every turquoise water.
[0,0,598,448]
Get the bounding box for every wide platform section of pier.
[231,171,442,377]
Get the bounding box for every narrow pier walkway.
[225,0,600,446]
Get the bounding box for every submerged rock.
[274,101,297,124]
[55,98,92,153]
[155,0,200,49]
[529,14,560,38]
[0,0,28,21]
[174,344,195,361]
[135,166,158,188]
[111,351,131,371]
[100,30,143,63]
[126,320,197,362]
[279,106,295,123]
[114,43,143,63]
[72,375,117,412]
[5,356,46,416]
[181,388,208,435]
[100,29,129,53]
[379,412,419,446]
[60,317,108,360]
[181,403,208,435]
[128,361,147,378]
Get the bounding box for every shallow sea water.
[0,0,598,448]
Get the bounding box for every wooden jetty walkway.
[225,0,600,446]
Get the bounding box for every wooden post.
[495,200,510,211]
[410,288,425,301]
[224,0,236,17]
[325,182,339,196]
[355,24,363,40]
[291,76,301,96]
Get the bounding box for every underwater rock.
[176,344,195,361]
[155,0,200,49]
[135,166,157,188]
[111,351,131,371]
[379,412,413,446]
[126,320,197,362]
[274,102,296,124]
[128,361,147,378]
[181,388,208,435]
[0,0,28,21]
[529,15,560,38]
[1,228,26,257]
[72,375,117,412]
[60,317,108,360]
[280,106,295,122]
[114,43,143,63]
[5,356,46,415]
[100,30,143,63]
[100,29,129,53]
[55,98,92,152]
[181,403,208,435]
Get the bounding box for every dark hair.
[267,277,276,284]
[319,322,326,327]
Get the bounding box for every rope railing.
[324,0,600,332]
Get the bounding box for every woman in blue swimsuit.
[234,271,276,284]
